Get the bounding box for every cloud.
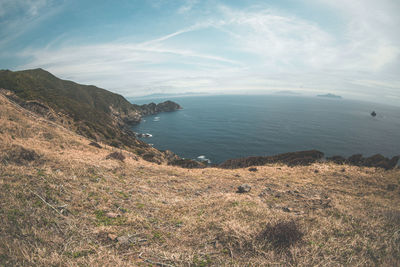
[18,42,243,96]
[0,0,48,17]
[10,1,400,104]
[177,0,198,14]
[0,0,63,47]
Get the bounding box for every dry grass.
[0,93,399,266]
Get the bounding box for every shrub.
[106,152,125,162]
[384,210,400,226]
[142,152,162,164]
[257,220,303,250]
[1,145,41,165]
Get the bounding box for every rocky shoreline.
[218,150,399,170]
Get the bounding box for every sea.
[130,95,400,164]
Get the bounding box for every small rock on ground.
[237,184,251,193]
[106,212,120,218]
[117,235,131,245]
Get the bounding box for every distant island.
[317,93,342,99]
[274,90,301,95]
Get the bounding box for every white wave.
[197,155,211,164]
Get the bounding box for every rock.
[219,150,324,169]
[237,184,251,193]
[248,167,258,172]
[364,154,399,170]
[105,212,120,218]
[387,184,397,191]
[108,233,118,241]
[346,154,399,170]
[348,154,364,166]
[106,152,125,162]
[314,170,319,173]
[138,101,182,116]
[326,155,346,164]
[164,150,180,162]
[89,142,102,148]
[282,207,291,212]
[117,235,131,245]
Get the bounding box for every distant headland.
[317,93,342,99]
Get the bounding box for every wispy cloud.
[0,0,64,47]
[4,0,399,104]
[177,0,198,14]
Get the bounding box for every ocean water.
[131,95,400,164]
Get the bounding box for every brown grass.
[0,93,400,266]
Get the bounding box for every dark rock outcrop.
[219,150,324,169]
[106,152,125,162]
[237,184,251,193]
[326,155,346,164]
[328,153,399,170]
[363,154,399,170]
[89,142,102,148]
[347,154,364,166]
[137,100,181,116]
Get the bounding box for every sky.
[0,0,399,105]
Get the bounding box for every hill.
[0,90,399,266]
[0,69,181,157]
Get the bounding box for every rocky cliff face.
[134,100,182,117]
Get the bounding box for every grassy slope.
[0,94,399,266]
[0,69,148,150]
[0,69,134,122]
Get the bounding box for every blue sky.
[1,0,399,105]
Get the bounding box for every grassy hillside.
[0,88,399,266]
[0,69,180,154]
